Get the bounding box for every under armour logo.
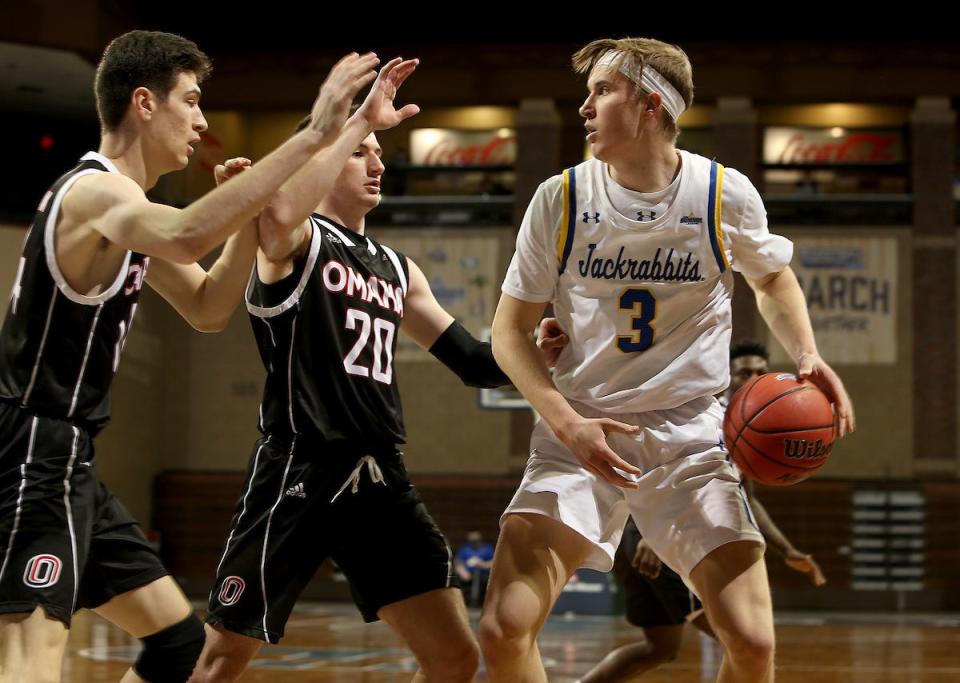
[636,210,657,221]
[582,211,600,223]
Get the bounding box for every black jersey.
[0,152,149,432]
[246,215,409,449]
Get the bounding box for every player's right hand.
[214,157,251,186]
[558,417,641,489]
[355,57,420,131]
[632,539,662,579]
[784,549,827,587]
[308,52,380,143]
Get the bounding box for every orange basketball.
[723,373,836,486]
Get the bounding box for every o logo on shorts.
[23,554,62,588]
[218,576,246,606]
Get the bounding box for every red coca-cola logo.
[778,132,897,164]
[424,136,515,166]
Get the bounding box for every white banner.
[763,127,904,165]
[366,229,502,362]
[769,236,897,365]
[410,128,515,166]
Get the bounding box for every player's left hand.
[632,539,663,579]
[307,52,380,143]
[797,352,855,437]
[214,157,251,186]
[784,548,826,587]
[356,57,420,131]
[536,317,569,369]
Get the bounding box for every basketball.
[723,373,836,486]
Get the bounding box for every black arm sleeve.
[428,320,511,388]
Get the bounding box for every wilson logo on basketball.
[219,576,246,606]
[783,439,833,460]
[23,554,62,588]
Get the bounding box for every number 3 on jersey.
[617,288,656,353]
[343,309,395,383]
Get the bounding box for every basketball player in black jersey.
[189,70,523,683]
[0,30,384,683]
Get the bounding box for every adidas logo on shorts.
[285,482,306,498]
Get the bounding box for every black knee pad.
[134,613,206,683]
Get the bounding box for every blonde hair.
[573,37,693,140]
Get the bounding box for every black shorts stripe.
[0,416,38,584]
[64,426,80,611]
[259,442,296,639]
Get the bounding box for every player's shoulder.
[564,157,605,184]
[538,171,566,199]
[673,151,761,229]
[718,164,756,197]
[66,170,146,219]
[677,149,751,187]
[533,159,601,206]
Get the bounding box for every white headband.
[595,50,686,122]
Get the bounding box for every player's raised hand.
[356,57,420,131]
[308,52,380,142]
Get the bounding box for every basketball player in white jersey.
[575,338,826,683]
[479,37,854,683]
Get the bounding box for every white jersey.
[502,151,793,414]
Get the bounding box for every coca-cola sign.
[410,128,516,166]
[764,127,904,165]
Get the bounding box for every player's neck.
[98,130,158,191]
[607,140,679,194]
[316,202,367,235]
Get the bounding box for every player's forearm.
[751,267,818,364]
[259,116,373,253]
[429,321,510,389]
[174,129,333,261]
[491,320,580,434]
[190,221,259,331]
[750,497,795,557]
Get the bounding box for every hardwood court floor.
[65,604,960,681]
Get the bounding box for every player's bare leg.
[479,513,595,683]
[0,607,68,683]
[688,541,775,683]
[378,587,479,682]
